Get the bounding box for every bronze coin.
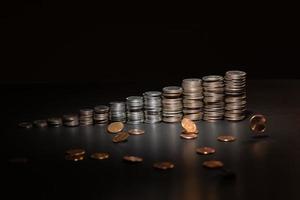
[65,148,86,156]
[123,155,143,163]
[182,129,199,134]
[128,129,145,135]
[107,122,124,133]
[203,160,224,169]
[153,161,175,170]
[65,154,85,161]
[196,147,216,155]
[18,122,33,129]
[112,131,129,143]
[181,118,197,133]
[250,114,267,133]
[180,133,198,140]
[90,152,109,160]
[217,135,236,142]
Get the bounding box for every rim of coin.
[107,122,124,133]
[196,147,216,155]
[182,129,199,134]
[217,135,236,142]
[90,152,109,160]
[112,131,129,143]
[18,122,33,129]
[203,160,224,169]
[180,133,198,140]
[65,148,86,156]
[250,114,267,133]
[65,154,85,161]
[153,161,175,170]
[181,118,197,133]
[128,129,145,135]
[123,155,143,163]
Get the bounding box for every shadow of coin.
[252,134,269,139]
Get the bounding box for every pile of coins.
[224,70,247,121]
[143,91,162,123]
[162,86,183,123]
[182,78,204,121]
[94,105,109,124]
[79,108,94,126]
[47,117,63,127]
[109,101,126,122]
[126,96,144,124]
[63,114,79,127]
[202,75,225,122]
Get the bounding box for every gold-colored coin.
[65,148,86,156]
[128,129,145,135]
[90,152,109,160]
[112,131,129,143]
[182,129,199,134]
[180,133,198,140]
[65,154,85,161]
[181,118,197,133]
[217,135,236,142]
[107,122,124,133]
[250,114,267,133]
[196,147,216,155]
[123,155,143,163]
[153,161,175,170]
[203,160,224,169]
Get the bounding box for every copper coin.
[107,122,124,133]
[153,161,175,170]
[250,114,267,133]
[181,118,197,133]
[128,129,145,135]
[182,129,199,134]
[203,160,224,169]
[65,154,85,161]
[196,147,216,155]
[217,135,236,142]
[180,133,198,140]
[123,155,143,163]
[65,148,86,156]
[90,152,109,160]
[18,122,33,129]
[112,131,129,143]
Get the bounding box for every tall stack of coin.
[63,114,79,127]
[202,75,225,122]
[182,78,204,121]
[143,91,162,123]
[94,105,109,124]
[126,96,144,124]
[224,70,247,121]
[109,102,126,122]
[162,86,183,123]
[79,108,94,126]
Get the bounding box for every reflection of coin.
[112,132,129,143]
[217,135,236,142]
[196,147,216,155]
[90,152,109,160]
[107,122,124,133]
[128,129,145,135]
[65,148,85,156]
[250,114,267,133]
[180,133,198,140]
[203,160,224,169]
[123,155,143,163]
[181,118,197,133]
[153,161,175,170]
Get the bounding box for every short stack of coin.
[63,114,79,127]
[79,108,94,126]
[202,75,225,122]
[224,70,247,121]
[109,101,126,122]
[182,78,204,121]
[126,96,144,124]
[47,117,63,127]
[162,86,183,123]
[93,105,109,124]
[143,91,162,123]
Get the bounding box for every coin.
[90,152,109,160]
[107,122,124,133]
[180,133,198,140]
[153,161,175,170]
[79,108,94,126]
[182,129,199,134]
[217,135,236,142]
[196,147,216,155]
[250,114,266,133]
[65,154,85,161]
[33,120,48,128]
[181,118,197,133]
[47,117,63,127]
[112,131,129,143]
[65,148,86,156]
[203,160,224,169]
[109,101,126,122]
[18,122,33,129]
[128,129,145,135]
[123,155,143,163]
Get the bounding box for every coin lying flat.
[181,118,197,133]
[65,154,85,161]
[153,161,175,170]
[180,133,198,140]
[18,122,33,129]
[250,114,267,133]
[123,155,143,163]
[196,147,216,155]
[65,148,86,156]
[128,129,145,135]
[203,160,224,169]
[107,122,124,133]
[112,131,129,143]
[217,135,236,142]
[90,152,109,160]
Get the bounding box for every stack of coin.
[182,78,204,121]
[109,101,126,122]
[79,108,94,126]
[47,117,63,127]
[202,75,225,122]
[143,91,162,123]
[224,70,247,121]
[94,105,109,124]
[126,96,144,124]
[162,86,183,123]
[63,114,79,127]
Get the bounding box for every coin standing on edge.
[203,160,224,169]
[250,114,267,133]
[153,161,175,170]
[112,131,129,143]
[181,118,197,133]
[196,147,216,155]
[217,135,236,142]
[90,152,109,160]
[123,155,143,163]
[107,122,124,133]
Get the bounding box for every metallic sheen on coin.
[196,147,216,155]
[250,114,267,133]
[65,148,86,156]
[181,118,197,133]
[203,160,224,169]
[128,129,145,135]
[107,122,124,133]
[90,152,109,160]
[153,161,175,170]
[180,133,198,140]
[112,131,129,143]
[123,155,143,163]
[217,135,236,142]
[65,154,85,161]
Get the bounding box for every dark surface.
[2,79,300,200]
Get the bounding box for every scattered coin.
[18,122,33,129]
[250,114,267,133]
[112,131,129,143]
[180,133,198,140]
[128,129,145,135]
[203,160,224,169]
[107,122,124,133]
[181,118,197,133]
[153,161,175,170]
[33,120,48,128]
[65,148,86,156]
[123,155,143,163]
[196,147,216,155]
[65,154,85,161]
[217,135,236,142]
[90,152,109,160]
